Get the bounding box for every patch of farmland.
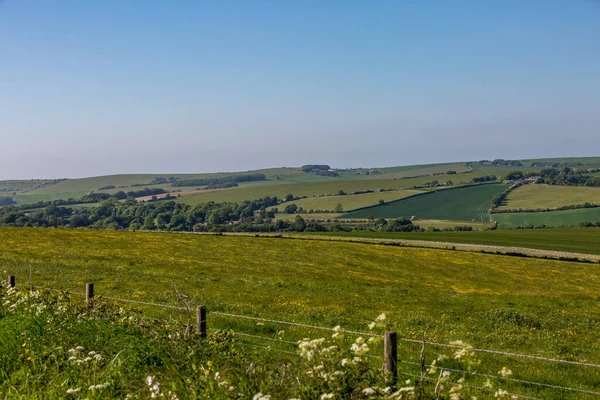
[277,190,423,212]
[498,184,600,210]
[493,207,600,229]
[343,184,507,221]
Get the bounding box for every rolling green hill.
[343,184,507,221]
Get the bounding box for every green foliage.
[114,187,167,200]
[300,164,331,173]
[172,173,266,188]
[0,196,16,206]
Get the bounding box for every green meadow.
[1,228,600,398]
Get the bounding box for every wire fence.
[7,276,600,399]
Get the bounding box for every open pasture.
[343,184,507,221]
[2,227,600,397]
[499,184,600,210]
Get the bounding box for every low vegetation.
[2,228,600,398]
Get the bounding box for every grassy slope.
[493,208,600,229]
[305,227,600,255]
[343,184,507,222]
[278,190,424,212]
[499,184,600,210]
[2,227,600,397]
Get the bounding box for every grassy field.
[343,184,507,222]
[277,190,423,212]
[499,184,600,210]
[1,227,600,398]
[493,208,600,229]
[304,227,600,255]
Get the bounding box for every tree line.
[171,173,266,188]
[0,196,422,233]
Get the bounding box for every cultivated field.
[343,184,507,222]
[499,184,600,210]
[494,208,600,229]
[2,228,600,398]
[277,190,423,212]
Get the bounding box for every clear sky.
[1,0,599,179]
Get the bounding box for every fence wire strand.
[401,361,600,396]
[399,372,542,400]
[210,310,380,338]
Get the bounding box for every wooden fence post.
[196,305,207,338]
[8,275,15,288]
[86,283,94,302]
[384,331,398,389]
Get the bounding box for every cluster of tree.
[472,175,497,183]
[113,188,166,200]
[446,170,457,175]
[149,176,177,185]
[0,194,428,234]
[314,170,339,177]
[413,180,444,188]
[0,196,280,231]
[538,168,600,187]
[490,186,514,210]
[98,185,116,190]
[300,165,331,173]
[0,197,16,206]
[492,159,524,167]
[172,173,266,188]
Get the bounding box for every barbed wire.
[401,360,600,396]
[16,282,600,370]
[237,342,297,356]
[399,372,542,400]
[233,331,298,346]
[210,311,380,338]
[395,338,600,369]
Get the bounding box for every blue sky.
[1,0,599,179]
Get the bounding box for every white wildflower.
[66,388,81,394]
[498,367,512,378]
